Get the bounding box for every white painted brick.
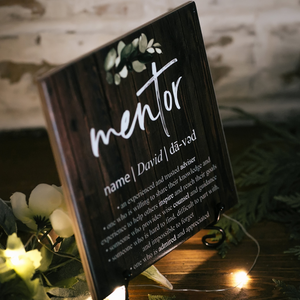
[0,0,300,129]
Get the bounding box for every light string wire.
[131,213,260,293]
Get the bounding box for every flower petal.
[10,193,34,223]
[24,249,42,270]
[50,208,74,238]
[141,265,173,290]
[29,184,62,217]
[5,233,25,256]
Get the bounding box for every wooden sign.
[38,2,238,299]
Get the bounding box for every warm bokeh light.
[102,285,126,300]
[5,249,22,266]
[234,271,249,288]
[81,285,126,300]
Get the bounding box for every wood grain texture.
[37,2,238,299]
[1,126,299,299]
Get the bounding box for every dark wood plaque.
[38,2,238,299]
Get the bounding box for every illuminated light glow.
[234,271,249,288]
[104,286,126,300]
[5,249,22,266]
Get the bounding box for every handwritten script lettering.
[90,58,182,157]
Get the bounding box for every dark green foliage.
[273,279,300,300]
[0,199,17,235]
[0,276,32,300]
[216,107,300,258]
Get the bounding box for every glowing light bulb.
[234,271,249,288]
[5,249,21,266]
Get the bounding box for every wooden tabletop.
[1,126,299,299]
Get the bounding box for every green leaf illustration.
[147,47,155,54]
[119,65,128,78]
[132,38,139,48]
[103,48,117,71]
[117,41,126,56]
[114,74,121,85]
[139,33,148,53]
[106,72,113,85]
[138,52,154,64]
[103,33,162,85]
[147,38,154,48]
[132,61,146,73]
[121,43,134,60]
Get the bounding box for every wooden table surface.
[1,126,299,299]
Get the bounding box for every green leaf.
[139,33,148,53]
[59,236,78,256]
[132,61,146,73]
[38,246,53,272]
[104,48,117,71]
[273,279,300,299]
[147,38,154,48]
[106,72,113,84]
[0,276,33,300]
[51,276,78,289]
[114,74,121,85]
[138,52,153,64]
[0,199,17,235]
[119,65,128,78]
[275,193,300,210]
[0,262,16,283]
[117,41,126,56]
[284,245,300,260]
[132,38,139,48]
[121,43,134,60]
[147,47,155,54]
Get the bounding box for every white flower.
[10,184,74,238]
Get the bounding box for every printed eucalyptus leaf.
[132,38,139,48]
[114,74,121,85]
[138,52,154,64]
[119,66,128,78]
[115,56,121,67]
[117,41,126,56]
[155,48,163,54]
[147,38,154,48]
[139,33,148,53]
[106,72,113,85]
[147,47,155,54]
[103,48,117,71]
[0,198,17,235]
[153,42,161,47]
[115,58,126,73]
[132,60,146,73]
[121,43,134,60]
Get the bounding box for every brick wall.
[1,0,300,129]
